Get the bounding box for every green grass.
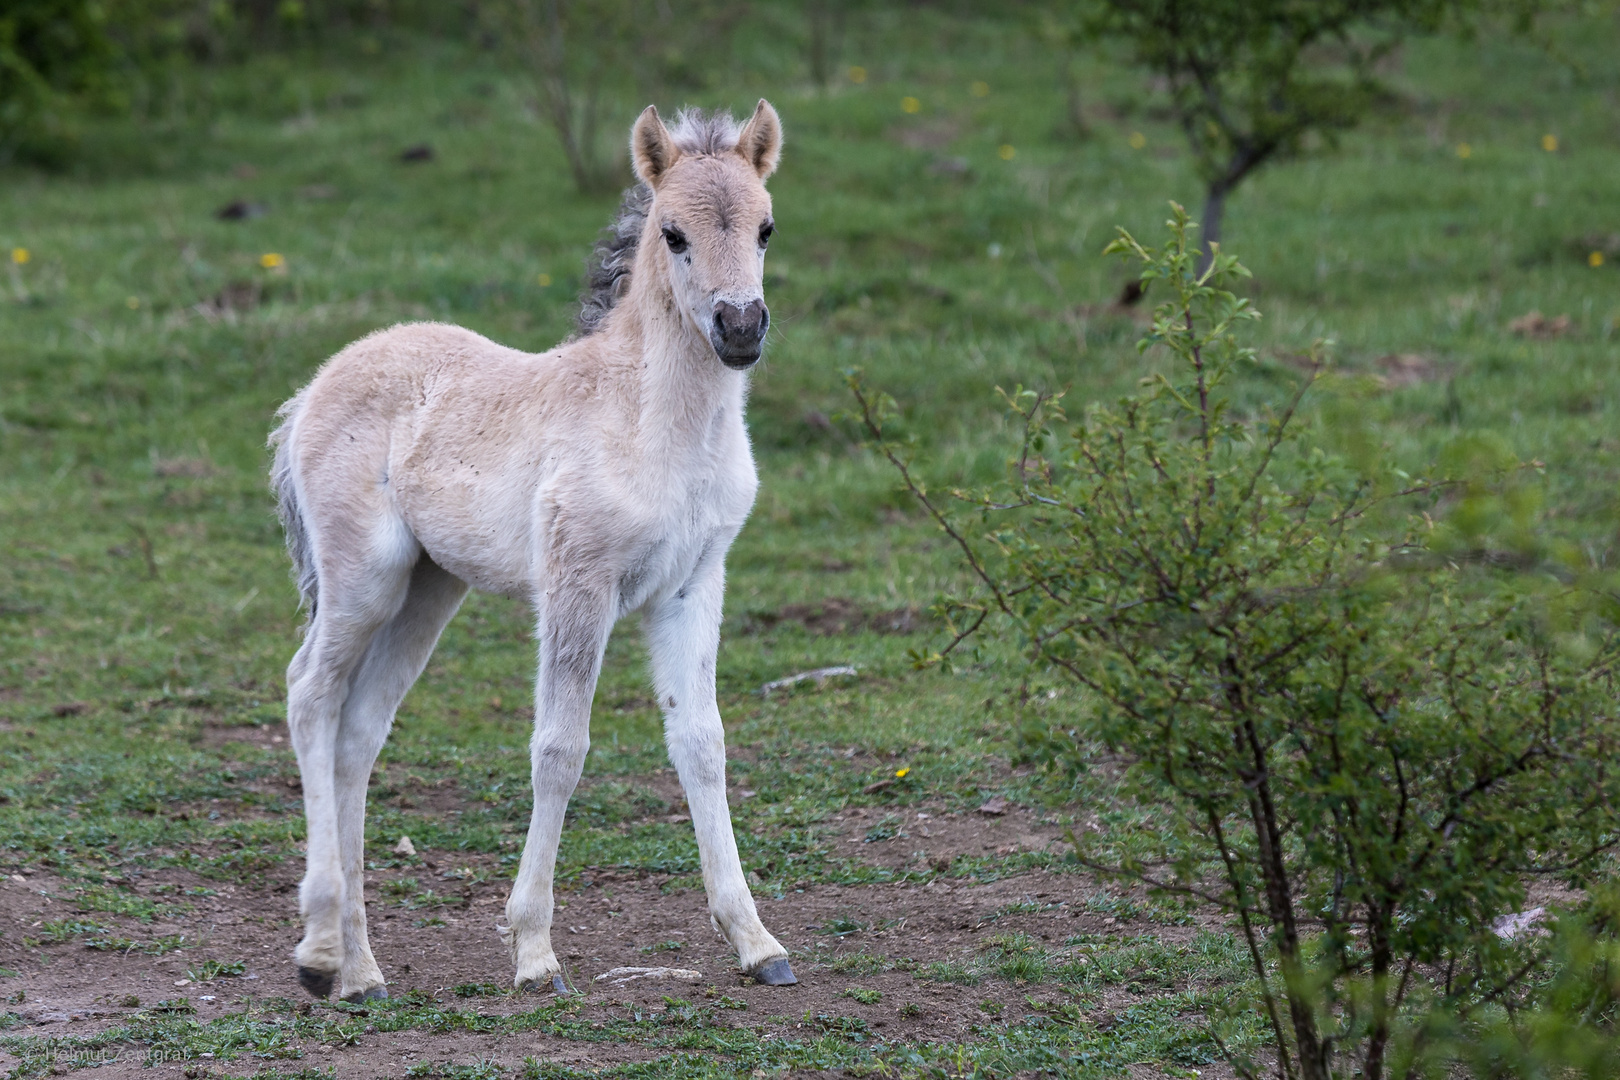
[2,5,1619,1077]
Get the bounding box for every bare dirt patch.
[823,803,1072,873]
[1507,310,1572,339]
[0,863,1222,1079]
[1374,352,1449,388]
[740,598,926,636]
[0,792,1226,1079]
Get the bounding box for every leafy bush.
[0,0,117,158]
[852,206,1620,1079]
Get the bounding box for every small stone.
[977,796,1009,816]
[393,836,417,857]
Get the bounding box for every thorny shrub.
[850,205,1620,1080]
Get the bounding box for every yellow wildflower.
[901,96,920,114]
[10,247,28,265]
[1456,143,1472,159]
[848,66,866,84]
[125,296,140,309]
[970,81,989,98]
[260,252,285,269]
[1541,133,1558,153]
[1592,251,1606,269]
[895,768,909,779]
[537,273,553,287]
[1128,132,1147,150]
[998,144,1015,160]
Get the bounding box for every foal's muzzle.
[711,299,769,369]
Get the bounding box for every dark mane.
[576,108,743,336]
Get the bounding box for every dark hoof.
[519,974,571,995]
[341,985,387,1004]
[750,958,797,986]
[296,966,335,999]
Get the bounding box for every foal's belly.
[403,479,735,611]
[397,477,538,600]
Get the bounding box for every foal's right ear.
[631,105,680,188]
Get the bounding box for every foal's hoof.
[341,986,388,1004]
[296,966,336,999]
[520,974,571,996]
[749,958,798,986]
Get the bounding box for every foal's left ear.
[736,99,782,179]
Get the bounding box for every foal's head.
[630,101,782,370]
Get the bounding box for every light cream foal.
[268,101,793,1001]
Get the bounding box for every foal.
[269,101,793,1001]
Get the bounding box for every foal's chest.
[605,457,753,613]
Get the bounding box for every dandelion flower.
[1593,251,1606,268]
[1541,133,1558,153]
[848,66,866,84]
[10,247,28,265]
[998,144,1016,161]
[537,272,553,287]
[260,252,285,269]
[1456,143,1472,159]
[125,296,140,309]
[901,96,921,114]
[1128,132,1147,150]
[970,81,989,98]
[895,768,910,779]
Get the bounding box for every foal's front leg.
[503,585,613,992]
[645,562,794,984]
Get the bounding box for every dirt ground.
[0,803,1224,1078]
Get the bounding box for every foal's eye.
[758,221,774,247]
[662,227,688,254]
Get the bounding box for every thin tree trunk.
[1239,715,1330,1080]
[1364,904,1393,1080]
[1199,182,1227,275]
[1061,56,1089,138]
[1197,142,1270,275]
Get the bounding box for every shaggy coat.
[269,101,791,1000]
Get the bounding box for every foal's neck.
[610,262,747,458]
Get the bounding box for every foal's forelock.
[576,109,749,338]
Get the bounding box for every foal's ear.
[631,105,680,188]
[736,99,782,179]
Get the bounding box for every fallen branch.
[760,666,857,696]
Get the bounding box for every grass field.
[1,7,1618,1077]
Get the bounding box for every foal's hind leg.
[287,548,418,998]
[329,558,467,1001]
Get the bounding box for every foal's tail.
[269,389,319,622]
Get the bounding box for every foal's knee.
[530,729,589,782]
[666,723,727,787]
